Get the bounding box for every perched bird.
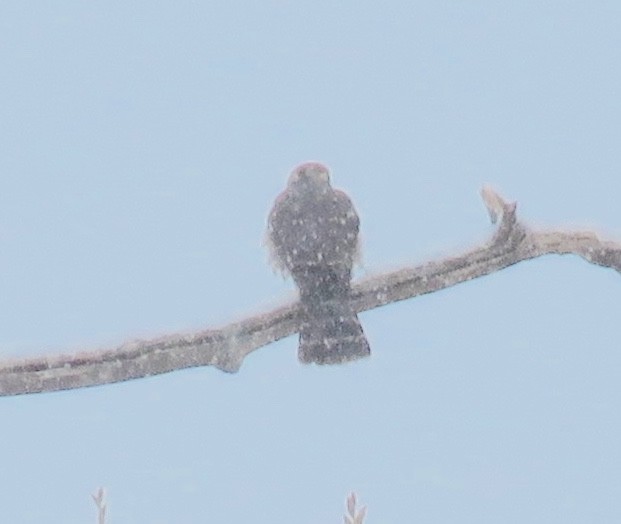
[267,162,370,364]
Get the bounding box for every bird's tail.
[298,296,370,365]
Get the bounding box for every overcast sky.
[1,2,620,523]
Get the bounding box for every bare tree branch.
[1,187,619,396]
[344,492,367,524]
[91,487,107,524]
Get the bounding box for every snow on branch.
[1,187,619,396]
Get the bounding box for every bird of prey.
[267,162,370,364]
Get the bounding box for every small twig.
[1,187,619,396]
[344,492,367,524]
[91,487,107,524]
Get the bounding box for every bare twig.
[91,488,107,524]
[344,492,367,524]
[1,187,619,396]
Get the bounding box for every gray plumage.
[267,162,370,364]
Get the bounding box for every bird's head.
[287,162,331,191]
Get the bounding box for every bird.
[266,162,370,364]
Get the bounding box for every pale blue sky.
[1,2,620,523]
